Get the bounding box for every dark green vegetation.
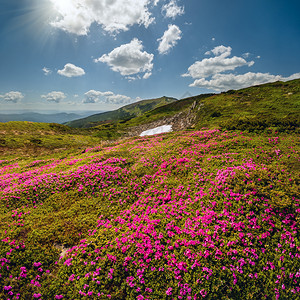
[65,96,177,128]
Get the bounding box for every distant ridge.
[65,96,177,128]
[84,78,300,138]
[0,112,96,124]
[1,79,298,140]
[122,78,300,133]
[180,91,193,99]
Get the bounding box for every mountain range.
[0,112,103,124]
[73,79,300,139]
[0,79,299,139]
[64,96,178,128]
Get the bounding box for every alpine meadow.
[0,0,300,299]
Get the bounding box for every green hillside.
[66,96,177,128]
[1,80,299,148]
[120,93,215,127]
[0,121,101,158]
[0,121,74,133]
[88,79,299,139]
[193,79,300,131]
[88,94,214,139]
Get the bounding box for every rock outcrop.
[125,101,199,137]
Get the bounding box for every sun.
[49,0,77,16]
[5,0,80,51]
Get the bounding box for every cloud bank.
[50,0,157,35]
[190,72,300,91]
[183,45,300,91]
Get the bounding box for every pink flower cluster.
[0,129,299,299]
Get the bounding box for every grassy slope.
[0,129,299,299]
[121,93,215,127]
[0,79,298,144]
[66,96,177,128]
[194,79,300,130]
[0,121,102,159]
[89,94,214,139]
[88,79,300,139]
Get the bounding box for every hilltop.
[193,79,300,131]
[65,96,177,128]
[80,79,299,139]
[0,79,298,152]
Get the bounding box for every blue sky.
[0,0,299,112]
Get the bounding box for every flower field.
[0,129,299,299]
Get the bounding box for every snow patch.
[140,125,173,136]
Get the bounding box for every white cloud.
[205,45,232,57]
[126,76,139,81]
[243,52,250,58]
[284,73,300,81]
[49,0,156,36]
[95,38,154,77]
[83,90,132,104]
[190,72,300,91]
[162,0,184,19]
[182,45,254,78]
[212,45,232,57]
[83,90,114,103]
[42,67,52,76]
[143,72,152,79]
[0,91,24,103]
[107,94,132,104]
[41,91,66,103]
[157,24,182,55]
[57,63,85,77]
[183,45,300,91]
